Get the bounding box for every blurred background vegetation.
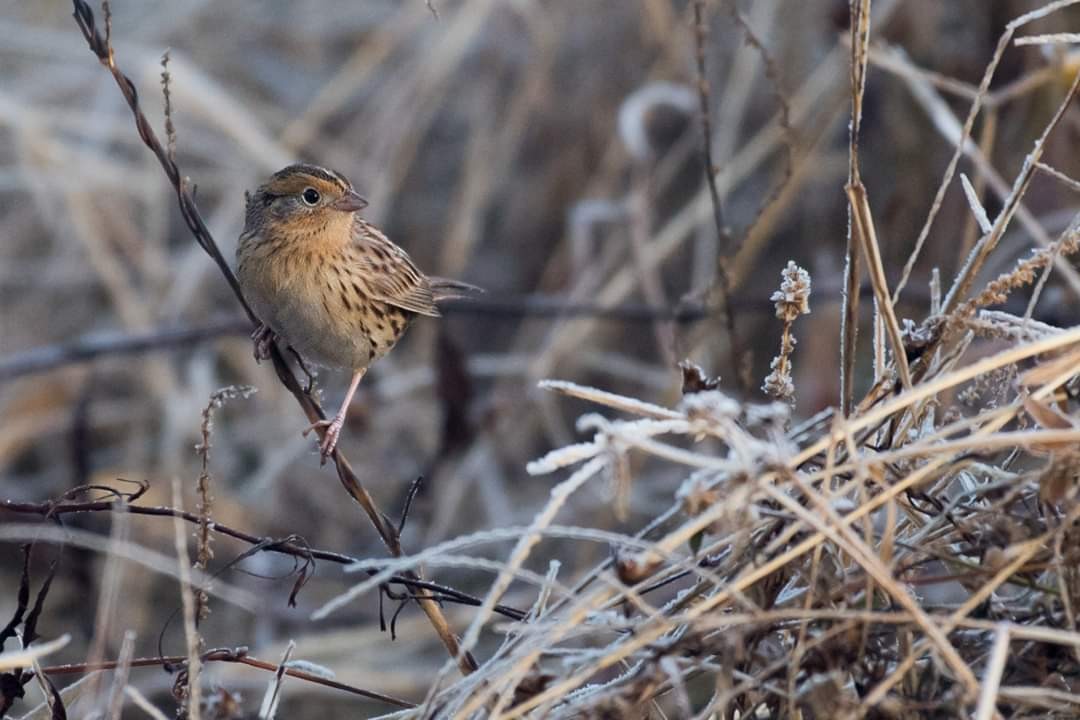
[2,0,1080,716]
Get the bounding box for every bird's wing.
[350,220,441,317]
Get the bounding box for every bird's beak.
[330,190,368,212]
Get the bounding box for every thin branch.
[942,65,1080,313]
[35,646,415,709]
[0,317,248,382]
[839,0,872,415]
[0,485,528,623]
[895,0,1080,304]
[0,285,909,383]
[846,182,912,389]
[692,1,732,254]
[170,477,202,719]
[692,0,744,389]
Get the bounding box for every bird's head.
[246,163,368,236]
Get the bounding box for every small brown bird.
[236,163,480,461]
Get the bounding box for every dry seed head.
[958,234,1080,318]
[771,260,812,322]
[763,261,812,405]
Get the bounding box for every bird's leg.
[303,368,366,464]
[251,323,277,363]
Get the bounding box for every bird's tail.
[429,277,484,303]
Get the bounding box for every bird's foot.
[303,414,345,465]
[251,323,277,363]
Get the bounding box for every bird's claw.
[251,324,276,363]
[303,416,344,465]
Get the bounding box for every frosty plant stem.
[762,261,811,405]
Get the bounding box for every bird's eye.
[301,187,321,206]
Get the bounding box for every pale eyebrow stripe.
[300,164,351,190]
[271,164,352,191]
[324,167,352,190]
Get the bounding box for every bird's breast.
[237,236,411,371]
